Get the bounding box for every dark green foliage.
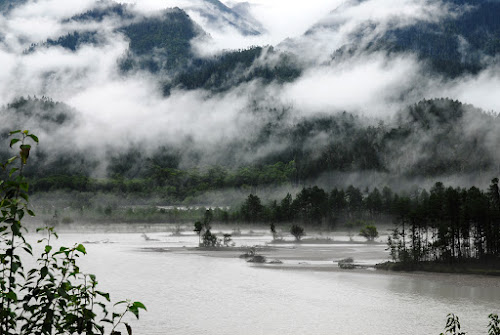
[489,314,500,335]
[292,186,329,225]
[437,313,500,335]
[359,225,379,241]
[440,314,466,335]
[123,8,196,55]
[0,131,145,334]
[386,99,496,176]
[120,8,202,73]
[166,46,301,93]
[290,224,305,241]
[29,5,202,74]
[1,96,74,126]
[194,221,203,233]
[391,0,500,76]
[198,209,220,247]
[240,194,265,223]
[25,31,100,53]
[201,229,218,247]
[0,97,95,180]
[67,2,133,22]
[229,186,352,225]
[385,178,500,263]
[24,161,295,197]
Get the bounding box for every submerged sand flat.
[151,229,390,272]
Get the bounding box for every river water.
[25,229,500,335]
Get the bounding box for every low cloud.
[442,64,500,113]
[279,52,427,117]
[0,0,499,181]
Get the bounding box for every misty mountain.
[379,0,500,76]
[2,96,499,194]
[184,0,264,36]
[314,0,500,77]
[26,1,296,91]
[163,46,301,94]
[25,31,101,53]
[0,97,94,178]
[28,4,204,73]
[66,1,134,22]
[244,98,499,179]
[27,0,500,94]
[97,98,500,180]
[119,8,205,73]
[0,96,75,132]
[25,2,131,53]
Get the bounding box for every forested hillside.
[119,8,203,72]
[1,96,498,201]
[329,0,500,76]
[164,46,301,93]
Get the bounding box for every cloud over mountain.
[0,0,499,186]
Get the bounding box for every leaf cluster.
[0,131,145,334]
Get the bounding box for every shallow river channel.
[25,229,500,335]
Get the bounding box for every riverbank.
[375,260,500,276]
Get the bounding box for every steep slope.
[28,3,205,74]
[27,1,294,90]
[306,0,500,77]
[378,0,500,76]
[164,46,301,94]
[185,0,264,36]
[119,8,205,72]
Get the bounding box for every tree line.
[26,161,297,200]
[232,179,500,262]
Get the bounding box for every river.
[25,229,500,335]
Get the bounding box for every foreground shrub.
[439,313,499,335]
[0,130,145,334]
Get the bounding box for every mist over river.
[25,229,500,335]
